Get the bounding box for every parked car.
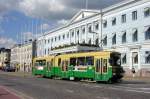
[3,66,15,72]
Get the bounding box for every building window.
[63,34,65,40]
[103,36,107,46]
[132,29,138,42]
[121,14,126,23]
[88,25,92,32]
[55,37,57,41]
[103,20,107,28]
[133,52,138,64]
[45,49,47,55]
[112,34,116,45]
[112,17,116,26]
[45,40,47,44]
[144,7,150,17]
[145,27,150,40]
[122,32,126,43]
[122,54,126,64]
[88,39,91,45]
[67,33,69,38]
[59,35,61,40]
[51,38,53,43]
[77,30,79,36]
[48,39,50,43]
[145,51,150,64]
[72,31,74,37]
[95,23,99,30]
[82,27,85,34]
[132,11,137,20]
[95,38,99,46]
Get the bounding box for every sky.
[0,0,124,48]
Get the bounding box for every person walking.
[132,68,136,78]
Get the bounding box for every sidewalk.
[123,77,150,83]
[0,86,20,99]
[0,71,32,77]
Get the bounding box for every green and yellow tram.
[32,51,124,83]
[32,56,54,77]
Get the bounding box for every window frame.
[132,11,137,20]
[121,14,126,23]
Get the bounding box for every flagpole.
[86,0,88,10]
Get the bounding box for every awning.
[144,7,149,12]
[112,17,116,21]
[111,33,116,38]
[144,26,150,32]
[121,53,126,58]
[102,20,107,24]
[102,34,107,39]
[132,52,138,58]
[132,28,137,34]
[145,51,150,57]
[121,31,126,35]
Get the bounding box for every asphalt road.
[0,73,150,99]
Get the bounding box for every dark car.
[3,66,15,72]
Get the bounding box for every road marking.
[2,86,34,99]
[110,85,150,94]
[65,89,74,93]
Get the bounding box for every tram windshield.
[109,52,121,66]
[35,60,46,67]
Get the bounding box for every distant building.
[10,41,36,72]
[0,48,11,69]
[36,0,150,77]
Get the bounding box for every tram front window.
[109,52,121,66]
[35,60,46,70]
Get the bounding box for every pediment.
[69,9,100,24]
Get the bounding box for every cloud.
[23,32,34,40]
[0,36,16,48]
[18,0,124,21]
[41,23,50,31]
[0,0,124,22]
[0,0,19,14]
[57,19,69,25]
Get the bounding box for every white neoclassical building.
[11,41,36,72]
[36,0,150,77]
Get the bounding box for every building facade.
[36,0,150,77]
[11,41,36,72]
[0,48,11,69]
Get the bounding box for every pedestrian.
[132,68,135,78]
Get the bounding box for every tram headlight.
[113,73,116,75]
[38,66,44,70]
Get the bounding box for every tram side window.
[96,59,100,72]
[61,61,68,71]
[65,61,68,71]
[70,58,76,66]
[47,62,51,70]
[77,57,85,66]
[42,60,46,66]
[86,57,94,66]
[51,59,53,66]
[103,59,107,73]
[58,58,61,66]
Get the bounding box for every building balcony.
[49,43,100,55]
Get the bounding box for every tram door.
[95,58,103,80]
